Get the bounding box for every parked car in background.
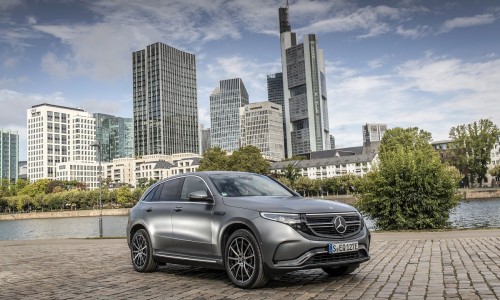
[127,171,370,289]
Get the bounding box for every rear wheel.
[131,229,158,272]
[225,229,270,289]
[322,264,358,276]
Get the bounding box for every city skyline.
[1,0,500,160]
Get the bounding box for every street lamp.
[90,141,103,237]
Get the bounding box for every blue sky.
[1,0,499,160]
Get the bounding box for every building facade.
[240,102,285,161]
[102,153,201,187]
[200,126,211,154]
[267,72,287,156]
[362,123,387,146]
[133,42,199,156]
[210,78,249,152]
[94,113,133,162]
[279,4,330,157]
[27,104,96,182]
[55,161,100,189]
[0,129,19,181]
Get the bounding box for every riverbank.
[0,208,130,221]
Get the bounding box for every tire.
[322,264,358,277]
[131,229,158,272]
[225,229,270,289]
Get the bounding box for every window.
[158,178,181,201]
[142,185,159,202]
[180,176,209,200]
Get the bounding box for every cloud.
[0,0,22,11]
[2,56,19,68]
[396,25,431,39]
[328,55,500,147]
[440,14,496,33]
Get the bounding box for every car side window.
[142,185,159,202]
[159,178,181,201]
[180,176,210,201]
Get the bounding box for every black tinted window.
[180,176,209,200]
[159,178,181,201]
[142,185,158,202]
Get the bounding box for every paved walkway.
[1,230,499,299]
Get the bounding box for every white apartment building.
[27,104,96,182]
[55,161,100,189]
[102,153,201,187]
[240,102,285,161]
[271,153,378,180]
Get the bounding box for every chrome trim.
[274,249,327,267]
[155,252,217,264]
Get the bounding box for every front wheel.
[225,229,270,289]
[131,229,158,272]
[322,264,358,276]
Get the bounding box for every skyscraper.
[133,42,199,156]
[27,104,96,181]
[200,126,211,154]
[0,129,19,182]
[210,78,249,152]
[240,102,285,161]
[279,3,330,157]
[267,72,287,157]
[94,113,134,162]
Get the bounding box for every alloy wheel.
[227,237,255,283]
[132,233,148,269]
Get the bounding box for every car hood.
[222,196,357,214]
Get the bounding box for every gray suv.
[127,171,370,289]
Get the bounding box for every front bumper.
[252,217,371,273]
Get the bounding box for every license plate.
[329,242,358,254]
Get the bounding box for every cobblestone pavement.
[1,230,500,299]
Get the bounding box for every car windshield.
[208,173,294,197]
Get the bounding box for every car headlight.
[260,212,301,225]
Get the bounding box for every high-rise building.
[94,113,133,162]
[27,104,96,181]
[279,3,330,157]
[330,135,336,150]
[240,102,285,161]
[210,78,249,152]
[0,129,19,181]
[200,126,211,154]
[267,72,287,156]
[133,42,199,156]
[362,123,387,146]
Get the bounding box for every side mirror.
[188,191,213,202]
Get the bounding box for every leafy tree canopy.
[229,145,270,174]
[449,119,499,187]
[356,127,461,230]
[198,147,229,171]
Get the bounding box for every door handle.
[146,207,152,212]
[174,207,183,212]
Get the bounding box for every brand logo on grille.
[333,216,347,234]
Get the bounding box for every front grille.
[309,251,364,264]
[303,213,361,238]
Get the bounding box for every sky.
[1,0,499,161]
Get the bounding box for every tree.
[449,119,499,187]
[281,163,300,188]
[356,127,461,230]
[490,165,500,182]
[228,145,270,174]
[116,186,133,205]
[18,179,51,198]
[198,147,230,171]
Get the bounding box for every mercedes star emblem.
[334,216,347,234]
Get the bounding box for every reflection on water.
[449,198,500,229]
[0,216,128,240]
[364,198,500,230]
[1,198,499,240]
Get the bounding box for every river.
[1,198,499,240]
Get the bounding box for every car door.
[141,178,181,251]
[171,175,214,256]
